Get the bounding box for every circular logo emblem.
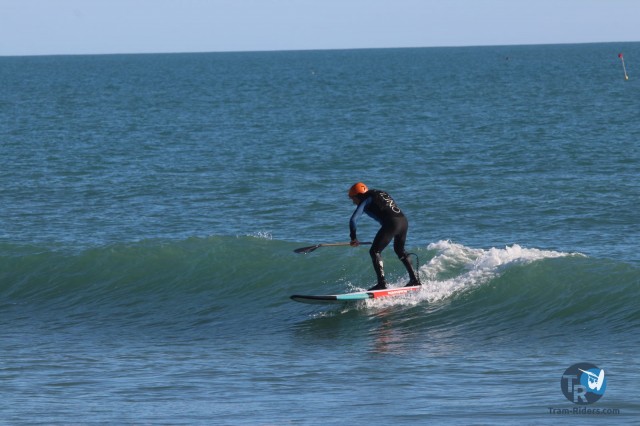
[561,363,607,404]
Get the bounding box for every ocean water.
[1,43,639,424]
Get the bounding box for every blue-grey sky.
[1,0,639,56]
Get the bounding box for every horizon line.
[2,40,638,59]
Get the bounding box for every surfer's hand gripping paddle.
[293,242,371,254]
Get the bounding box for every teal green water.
[1,44,639,424]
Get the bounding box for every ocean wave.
[346,240,639,334]
[1,237,638,334]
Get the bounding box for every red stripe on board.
[369,286,420,298]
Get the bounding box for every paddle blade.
[293,241,370,254]
[293,244,321,254]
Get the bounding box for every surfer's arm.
[349,197,370,242]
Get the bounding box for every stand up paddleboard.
[291,285,421,305]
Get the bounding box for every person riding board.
[348,182,422,291]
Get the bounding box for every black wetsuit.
[349,189,420,288]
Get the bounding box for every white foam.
[362,240,577,308]
[244,231,273,240]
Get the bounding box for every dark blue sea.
[1,43,639,424]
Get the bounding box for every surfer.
[348,182,421,291]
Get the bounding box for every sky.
[1,0,639,56]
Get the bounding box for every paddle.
[294,242,371,254]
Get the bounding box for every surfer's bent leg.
[393,216,421,286]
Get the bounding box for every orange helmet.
[348,182,368,198]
